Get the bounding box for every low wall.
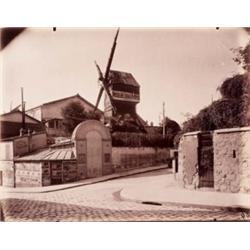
[177,132,199,188]
[0,132,48,157]
[29,133,47,152]
[178,127,250,194]
[0,161,14,187]
[214,127,250,193]
[112,147,171,172]
[0,141,14,161]
[0,133,48,187]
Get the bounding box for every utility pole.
[21,87,26,130]
[162,102,166,139]
[211,94,214,104]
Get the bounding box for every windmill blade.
[94,61,104,81]
[101,28,119,114]
[94,60,113,112]
[94,87,104,111]
[94,29,119,114]
[103,28,119,84]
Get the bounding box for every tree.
[61,101,100,134]
[163,117,181,139]
[232,41,250,71]
[182,90,247,133]
[219,74,246,99]
[181,37,250,134]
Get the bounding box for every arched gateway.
[72,120,113,178]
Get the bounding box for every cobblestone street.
[0,169,249,221]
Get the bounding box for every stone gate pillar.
[72,120,113,179]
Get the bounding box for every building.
[0,110,45,139]
[0,120,171,188]
[0,131,48,187]
[26,94,103,137]
[104,70,146,131]
[0,120,112,187]
[176,127,250,194]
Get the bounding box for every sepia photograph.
[0,27,250,222]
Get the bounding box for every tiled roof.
[0,110,43,124]
[109,70,140,87]
[15,147,76,162]
[26,94,103,113]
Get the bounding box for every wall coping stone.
[183,131,201,136]
[214,126,250,134]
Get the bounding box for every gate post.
[72,120,113,179]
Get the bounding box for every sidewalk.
[120,174,250,210]
[0,165,168,194]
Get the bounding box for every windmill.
[94,28,146,132]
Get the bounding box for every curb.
[0,165,169,194]
[119,189,250,213]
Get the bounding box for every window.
[233,150,236,158]
[48,120,54,128]
[55,120,59,129]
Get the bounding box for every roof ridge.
[0,110,43,124]
[26,93,103,113]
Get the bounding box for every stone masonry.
[214,127,250,193]
[177,132,199,189]
[178,127,250,194]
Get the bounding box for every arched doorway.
[86,130,103,178]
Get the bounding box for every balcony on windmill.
[109,70,140,103]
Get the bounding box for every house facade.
[26,94,103,137]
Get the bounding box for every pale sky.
[1,28,249,125]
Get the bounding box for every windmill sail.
[103,28,119,83]
[94,28,119,113]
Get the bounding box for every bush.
[182,73,250,134]
[219,74,246,99]
[111,132,174,148]
[61,101,101,134]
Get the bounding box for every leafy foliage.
[111,113,143,133]
[61,101,100,134]
[112,117,180,147]
[232,41,250,71]
[112,132,175,147]
[219,74,246,99]
[164,117,181,136]
[182,74,250,134]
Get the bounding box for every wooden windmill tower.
[94,29,146,132]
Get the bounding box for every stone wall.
[112,147,171,172]
[29,133,47,152]
[0,141,15,187]
[0,133,48,187]
[12,132,47,157]
[214,127,250,193]
[0,141,13,161]
[177,132,199,189]
[0,161,14,187]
